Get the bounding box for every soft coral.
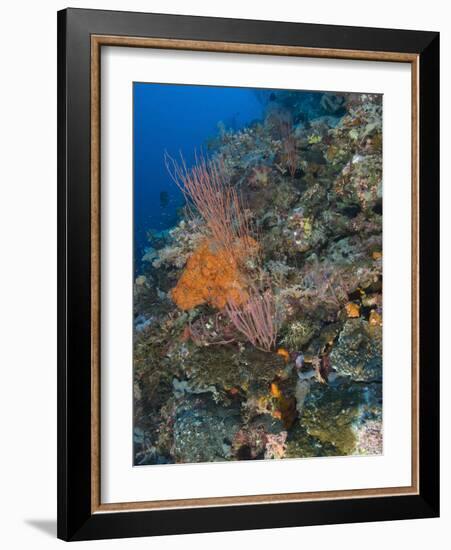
[171,239,252,310]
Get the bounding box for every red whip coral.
[225,287,278,352]
[165,152,253,258]
[166,151,277,352]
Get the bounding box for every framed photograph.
[57,8,439,541]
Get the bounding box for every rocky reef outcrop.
[133,91,383,464]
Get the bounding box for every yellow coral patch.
[345,302,360,318]
[369,310,382,326]
[276,348,290,363]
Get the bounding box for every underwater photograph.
[133,82,383,466]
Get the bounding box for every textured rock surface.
[330,319,382,382]
[299,379,382,455]
[173,396,241,463]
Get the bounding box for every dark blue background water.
[133,83,265,270]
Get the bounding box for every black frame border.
[57,8,439,541]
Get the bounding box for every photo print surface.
[133,83,383,466]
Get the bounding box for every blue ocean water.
[133,83,266,269]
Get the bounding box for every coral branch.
[225,287,278,352]
[164,152,253,259]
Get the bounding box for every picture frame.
[57,7,439,541]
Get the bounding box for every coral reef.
[134,89,383,464]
